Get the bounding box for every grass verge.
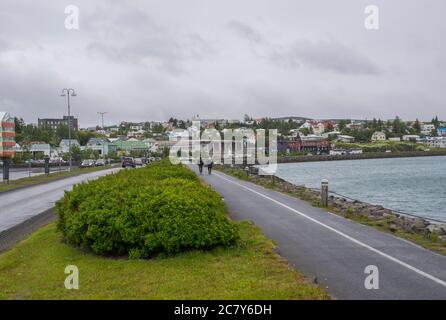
[0,222,328,300]
[0,165,116,192]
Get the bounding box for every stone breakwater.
[251,172,446,242]
[278,150,446,164]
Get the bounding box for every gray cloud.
[228,20,265,44]
[285,39,380,75]
[0,0,445,126]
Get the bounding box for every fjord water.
[276,156,446,222]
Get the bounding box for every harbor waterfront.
[275,156,446,222]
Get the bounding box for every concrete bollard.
[321,179,329,207]
[245,166,250,177]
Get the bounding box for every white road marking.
[213,172,446,288]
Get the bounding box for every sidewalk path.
[191,166,446,300]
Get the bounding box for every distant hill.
[270,116,311,122]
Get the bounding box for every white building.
[371,131,386,142]
[336,135,355,143]
[330,148,363,156]
[30,143,51,157]
[426,137,446,149]
[130,124,144,131]
[421,124,436,135]
[59,139,81,153]
[402,135,420,142]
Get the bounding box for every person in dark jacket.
[198,157,204,174]
[207,160,213,174]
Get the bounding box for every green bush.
[56,161,238,258]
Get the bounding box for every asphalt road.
[0,168,120,232]
[1,167,70,181]
[191,166,446,300]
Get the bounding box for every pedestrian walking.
[207,160,213,174]
[198,157,204,174]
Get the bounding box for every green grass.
[0,165,116,192]
[0,222,328,300]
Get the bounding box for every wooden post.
[321,179,328,207]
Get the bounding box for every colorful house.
[437,127,446,137]
[0,112,16,158]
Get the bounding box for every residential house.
[107,140,151,156]
[371,131,386,142]
[130,124,144,131]
[402,135,420,142]
[86,138,109,155]
[421,123,436,136]
[59,139,81,153]
[336,135,355,143]
[127,130,146,140]
[437,127,446,137]
[30,142,51,157]
[278,134,330,154]
[426,137,446,149]
[346,121,364,131]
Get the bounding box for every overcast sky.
[0,0,445,127]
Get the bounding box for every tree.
[338,120,349,131]
[299,127,310,136]
[431,129,438,137]
[413,119,421,134]
[67,145,82,162]
[56,124,69,140]
[432,116,440,129]
[392,116,407,136]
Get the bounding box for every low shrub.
[56,161,238,258]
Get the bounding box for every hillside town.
[2,111,446,164]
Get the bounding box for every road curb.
[0,208,57,253]
[0,164,119,196]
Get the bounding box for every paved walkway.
[191,166,446,300]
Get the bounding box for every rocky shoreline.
[268,174,446,241]
[222,163,446,245]
[278,150,446,164]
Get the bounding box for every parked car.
[50,158,67,165]
[80,159,95,168]
[121,157,135,168]
[134,158,144,166]
[95,159,105,166]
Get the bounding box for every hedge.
[56,161,238,259]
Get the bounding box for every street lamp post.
[98,112,107,162]
[61,88,77,172]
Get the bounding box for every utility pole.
[98,112,107,130]
[61,88,77,172]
